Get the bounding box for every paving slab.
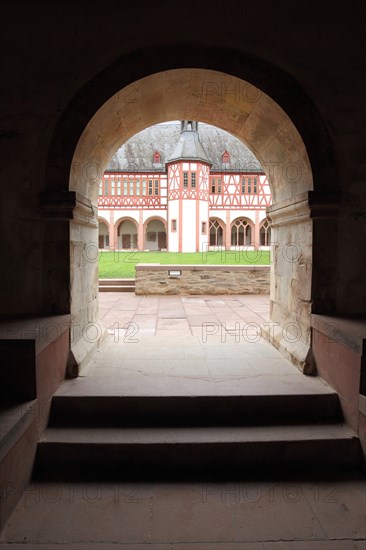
[2,481,365,547]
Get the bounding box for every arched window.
[153,151,161,163]
[231,218,252,246]
[260,219,271,246]
[209,219,224,246]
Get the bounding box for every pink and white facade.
[98,121,272,252]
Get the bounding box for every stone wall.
[135,264,270,295]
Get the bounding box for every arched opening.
[67,69,313,369]
[260,218,271,246]
[209,218,225,247]
[116,217,138,250]
[144,217,167,251]
[45,57,334,372]
[67,69,313,368]
[98,218,110,250]
[231,217,253,246]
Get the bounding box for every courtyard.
[98,250,271,279]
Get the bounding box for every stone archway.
[143,217,167,251]
[98,217,110,249]
[70,69,314,370]
[44,54,338,373]
[116,217,139,250]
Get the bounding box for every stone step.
[99,278,135,292]
[34,424,361,479]
[99,284,135,292]
[99,279,135,285]
[49,393,342,427]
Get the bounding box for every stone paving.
[2,478,365,548]
[99,292,271,338]
[1,294,365,548]
[62,293,335,397]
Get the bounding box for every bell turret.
[166,121,211,252]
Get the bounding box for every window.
[201,222,207,234]
[222,151,230,163]
[211,177,221,193]
[171,219,177,232]
[154,179,159,195]
[111,180,115,196]
[99,181,103,196]
[136,179,140,196]
[241,178,246,194]
[191,172,196,188]
[241,177,257,194]
[117,180,121,196]
[209,219,224,246]
[148,179,153,196]
[129,179,134,196]
[142,179,147,195]
[183,171,189,188]
[260,220,271,245]
[231,218,252,246]
[104,180,109,195]
[153,151,161,163]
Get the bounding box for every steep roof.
[108,121,263,172]
[166,120,211,164]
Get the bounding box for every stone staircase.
[33,392,362,480]
[99,278,135,292]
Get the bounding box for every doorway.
[45,65,327,371]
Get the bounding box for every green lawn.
[98,250,271,278]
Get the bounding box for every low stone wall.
[0,315,70,531]
[135,264,270,295]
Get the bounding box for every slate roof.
[107,122,263,173]
[167,122,211,164]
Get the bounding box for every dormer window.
[153,151,161,164]
[222,151,230,163]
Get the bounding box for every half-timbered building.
[98,121,272,252]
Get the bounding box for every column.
[138,210,144,250]
[225,210,231,249]
[109,210,116,250]
[254,210,260,247]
